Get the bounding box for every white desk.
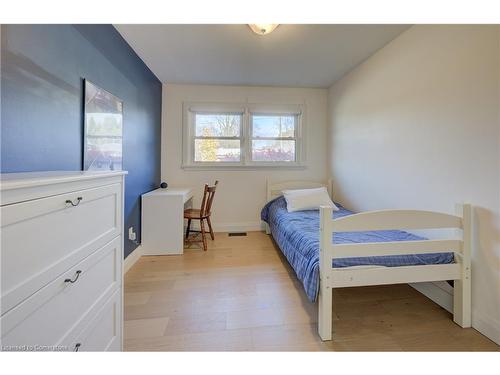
[141,187,193,255]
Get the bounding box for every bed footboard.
[317,204,472,341]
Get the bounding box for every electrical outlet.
[128,227,136,241]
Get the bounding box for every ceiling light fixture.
[248,24,279,36]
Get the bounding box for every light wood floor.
[124,232,498,351]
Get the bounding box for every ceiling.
[114,24,410,88]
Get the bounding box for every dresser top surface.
[0,170,127,191]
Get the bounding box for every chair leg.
[185,219,191,239]
[206,217,215,240]
[200,219,208,251]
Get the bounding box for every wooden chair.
[184,181,218,251]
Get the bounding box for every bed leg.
[318,206,334,341]
[453,278,471,327]
[318,285,333,341]
[454,203,472,328]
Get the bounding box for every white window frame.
[182,102,306,170]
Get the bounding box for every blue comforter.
[261,196,454,302]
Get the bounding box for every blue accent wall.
[1,25,162,258]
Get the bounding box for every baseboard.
[124,245,144,274]
[410,281,453,313]
[189,221,264,233]
[214,221,264,232]
[473,312,500,345]
[410,281,500,345]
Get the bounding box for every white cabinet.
[0,171,126,352]
[141,188,193,255]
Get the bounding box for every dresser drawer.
[66,290,122,352]
[1,183,122,313]
[0,236,121,349]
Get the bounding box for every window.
[183,103,304,169]
[193,113,242,163]
[251,114,297,162]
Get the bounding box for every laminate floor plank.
[124,231,499,351]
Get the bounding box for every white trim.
[473,311,500,345]
[119,174,125,351]
[376,281,500,345]
[181,165,306,171]
[182,101,306,169]
[186,102,246,113]
[0,170,127,191]
[405,281,500,345]
[123,245,143,274]
[247,103,303,115]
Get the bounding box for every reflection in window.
[251,115,297,162]
[84,80,123,171]
[193,113,242,162]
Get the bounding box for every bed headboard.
[266,179,333,203]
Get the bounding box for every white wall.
[162,84,328,232]
[328,25,500,343]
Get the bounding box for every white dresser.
[0,171,126,352]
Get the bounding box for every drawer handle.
[74,343,81,352]
[65,197,82,207]
[65,270,82,284]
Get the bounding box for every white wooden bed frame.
[266,180,472,341]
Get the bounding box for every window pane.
[194,139,241,162]
[252,115,295,138]
[252,140,295,162]
[195,113,241,137]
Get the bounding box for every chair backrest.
[200,180,218,217]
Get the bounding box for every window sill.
[181,164,307,171]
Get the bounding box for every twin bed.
[261,180,472,341]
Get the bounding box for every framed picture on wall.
[83,79,123,171]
